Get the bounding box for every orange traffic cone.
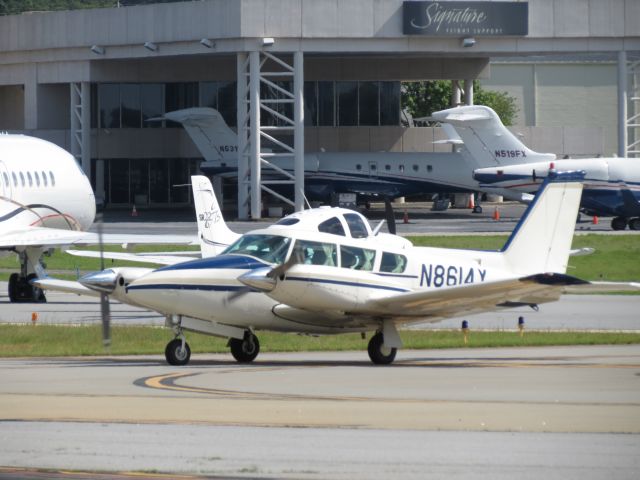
[403,210,409,224]
[492,207,500,221]
[592,215,599,225]
[467,195,475,209]
[131,204,138,217]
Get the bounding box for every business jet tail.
[191,175,240,257]
[500,172,584,276]
[431,105,556,168]
[154,108,238,163]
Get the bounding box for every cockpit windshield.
[222,234,291,264]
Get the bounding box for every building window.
[337,81,358,126]
[358,81,379,126]
[380,81,400,126]
[200,81,237,127]
[121,84,141,128]
[165,83,199,127]
[318,81,335,127]
[98,84,120,129]
[141,84,164,128]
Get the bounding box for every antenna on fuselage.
[300,189,311,210]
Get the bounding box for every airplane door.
[368,161,378,178]
[0,160,11,199]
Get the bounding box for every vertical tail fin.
[163,108,238,163]
[191,175,240,257]
[431,105,556,168]
[501,173,584,275]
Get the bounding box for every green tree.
[401,80,518,126]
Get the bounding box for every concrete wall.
[482,62,617,156]
[1,0,638,60]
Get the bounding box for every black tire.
[367,332,397,365]
[611,217,627,231]
[472,205,483,214]
[165,338,191,366]
[230,334,260,363]
[8,273,18,303]
[629,218,640,231]
[26,274,46,303]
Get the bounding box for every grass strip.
[1,325,638,358]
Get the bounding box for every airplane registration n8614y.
[79,171,635,366]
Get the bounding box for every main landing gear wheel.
[629,218,640,231]
[165,338,191,366]
[367,332,397,365]
[611,216,627,231]
[229,333,260,363]
[8,273,46,303]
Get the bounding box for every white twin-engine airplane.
[0,134,195,303]
[76,172,637,366]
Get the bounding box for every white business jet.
[0,134,194,303]
[77,172,637,366]
[156,107,541,203]
[431,105,640,230]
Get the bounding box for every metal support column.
[249,51,262,219]
[237,52,250,219]
[70,82,91,178]
[464,79,474,105]
[293,51,305,212]
[625,53,640,158]
[618,51,628,158]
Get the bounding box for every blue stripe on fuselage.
[156,254,270,272]
[285,276,410,293]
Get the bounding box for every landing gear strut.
[229,332,260,363]
[367,332,397,365]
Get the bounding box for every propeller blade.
[384,197,397,235]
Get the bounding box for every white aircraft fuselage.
[0,134,96,233]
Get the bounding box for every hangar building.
[0,0,638,217]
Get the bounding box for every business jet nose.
[238,267,276,292]
[79,269,117,294]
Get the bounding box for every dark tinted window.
[318,81,334,126]
[344,213,368,238]
[380,81,400,126]
[141,84,163,128]
[359,81,379,126]
[380,252,407,273]
[318,217,346,236]
[121,84,141,128]
[337,81,357,126]
[99,83,120,128]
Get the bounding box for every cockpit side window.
[223,234,291,264]
[294,239,337,266]
[344,213,369,238]
[379,252,407,273]
[318,217,346,236]
[340,245,376,271]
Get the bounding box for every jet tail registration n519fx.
[76,171,638,366]
[0,134,194,303]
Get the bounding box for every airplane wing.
[562,281,640,294]
[0,226,197,249]
[64,249,199,266]
[367,274,586,320]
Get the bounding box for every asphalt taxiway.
[0,346,639,479]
